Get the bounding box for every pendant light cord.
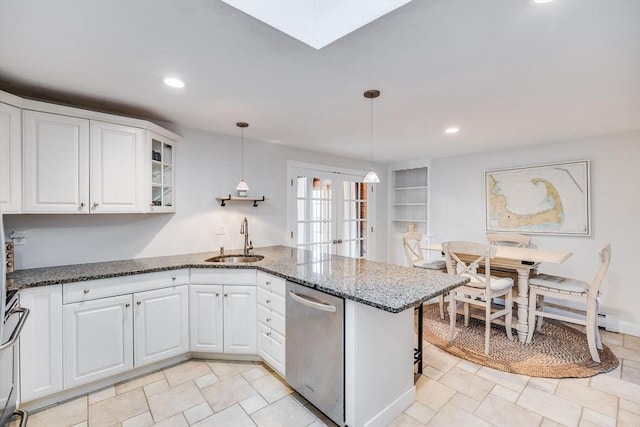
[370,96,374,169]
[241,127,244,181]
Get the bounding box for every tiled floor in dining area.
[17,329,640,427]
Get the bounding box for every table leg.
[515,267,530,343]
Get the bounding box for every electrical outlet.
[215,225,226,235]
[10,230,28,245]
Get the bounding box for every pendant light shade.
[236,122,249,195]
[363,89,381,184]
[363,169,380,183]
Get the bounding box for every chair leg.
[484,297,491,355]
[536,294,544,332]
[448,291,457,342]
[586,299,601,362]
[595,299,603,350]
[585,319,601,363]
[439,294,445,320]
[505,290,513,341]
[526,288,538,344]
[464,301,470,327]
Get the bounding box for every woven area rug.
[421,303,619,378]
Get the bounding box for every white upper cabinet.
[90,121,145,213]
[0,101,21,213]
[23,111,154,213]
[23,110,90,213]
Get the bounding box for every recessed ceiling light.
[444,127,460,134]
[532,0,553,3]
[163,77,185,88]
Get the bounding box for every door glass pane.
[296,176,333,255]
[338,181,367,259]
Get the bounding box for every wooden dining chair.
[486,232,532,248]
[403,232,447,318]
[443,241,514,355]
[526,244,611,363]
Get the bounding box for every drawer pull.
[125,303,131,308]
[266,299,271,304]
[266,331,271,336]
[266,318,271,322]
[83,289,90,294]
[136,301,142,306]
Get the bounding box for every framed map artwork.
[486,160,591,236]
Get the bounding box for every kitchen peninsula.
[9,246,466,427]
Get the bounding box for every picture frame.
[486,160,591,236]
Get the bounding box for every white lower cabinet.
[189,269,257,355]
[190,285,224,352]
[223,286,257,353]
[19,285,64,402]
[61,271,190,389]
[134,286,189,367]
[63,294,134,388]
[258,324,286,375]
[256,271,286,376]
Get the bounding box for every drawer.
[257,287,285,316]
[257,304,285,337]
[63,269,189,304]
[190,268,256,285]
[258,324,285,376]
[256,272,286,297]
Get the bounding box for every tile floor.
[14,330,640,427]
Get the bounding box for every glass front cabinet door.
[148,131,176,212]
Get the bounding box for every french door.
[288,163,374,259]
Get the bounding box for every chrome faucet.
[241,217,253,256]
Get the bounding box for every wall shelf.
[216,195,265,207]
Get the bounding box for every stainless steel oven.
[0,290,29,427]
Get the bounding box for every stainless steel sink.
[205,254,264,263]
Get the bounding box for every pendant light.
[363,89,381,183]
[236,122,249,195]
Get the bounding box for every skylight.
[222,0,412,49]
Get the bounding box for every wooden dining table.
[424,243,572,343]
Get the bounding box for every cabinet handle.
[172,276,176,281]
[266,299,271,304]
[93,202,99,208]
[80,202,86,207]
[136,301,142,306]
[215,292,220,297]
[125,303,131,307]
[224,293,229,297]
[266,281,271,285]
[266,318,271,322]
[266,331,271,336]
[83,289,90,294]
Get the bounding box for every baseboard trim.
[364,386,416,427]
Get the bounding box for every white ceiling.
[0,0,638,163]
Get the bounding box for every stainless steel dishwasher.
[286,281,345,427]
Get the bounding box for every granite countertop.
[7,245,467,313]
